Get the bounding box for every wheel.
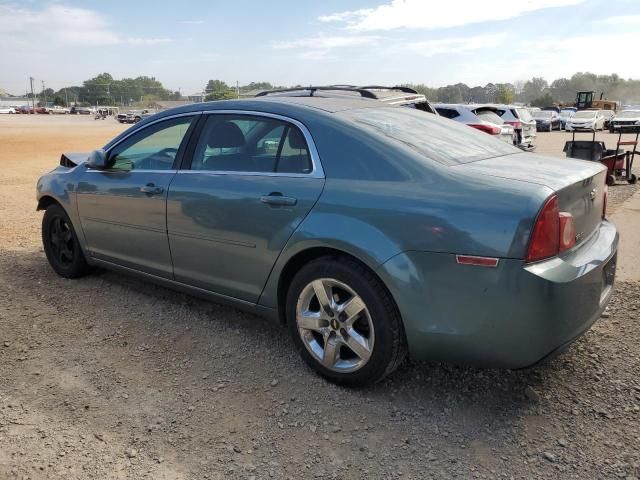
[286,256,407,386]
[606,175,616,186]
[629,174,638,185]
[42,204,90,278]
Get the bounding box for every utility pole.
[29,77,35,113]
[41,80,47,106]
[64,87,69,107]
[236,80,239,99]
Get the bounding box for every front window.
[340,107,519,166]
[108,116,194,171]
[516,108,533,122]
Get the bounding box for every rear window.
[516,108,533,121]
[475,110,504,124]
[339,107,520,165]
[435,107,460,119]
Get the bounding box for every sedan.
[0,106,16,114]
[434,103,514,144]
[609,110,640,133]
[566,110,605,131]
[37,97,618,385]
[533,110,562,132]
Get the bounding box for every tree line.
[407,72,640,106]
[20,71,640,107]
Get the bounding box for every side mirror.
[86,149,109,169]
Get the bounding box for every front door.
[77,115,198,278]
[167,113,325,302]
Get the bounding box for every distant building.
[0,97,30,107]
[187,92,206,103]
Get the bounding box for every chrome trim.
[84,168,178,174]
[195,110,325,179]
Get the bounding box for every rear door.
[167,112,325,302]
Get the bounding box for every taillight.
[505,121,522,129]
[469,124,501,135]
[602,185,608,219]
[526,195,577,263]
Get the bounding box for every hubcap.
[49,216,74,265]
[296,278,374,373]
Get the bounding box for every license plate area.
[600,253,617,305]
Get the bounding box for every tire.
[285,256,407,386]
[42,204,90,278]
[629,174,638,185]
[606,175,616,186]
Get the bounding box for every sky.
[1,0,640,95]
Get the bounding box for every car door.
[167,112,325,303]
[76,114,199,278]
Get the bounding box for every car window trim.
[179,110,325,179]
[92,112,202,173]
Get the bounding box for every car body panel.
[167,172,325,302]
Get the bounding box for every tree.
[53,96,66,106]
[531,92,555,107]
[521,77,548,103]
[204,79,236,100]
[494,84,514,104]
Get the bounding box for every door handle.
[260,192,297,206]
[140,183,164,195]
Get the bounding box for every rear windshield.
[516,108,533,121]
[339,107,520,165]
[475,110,504,124]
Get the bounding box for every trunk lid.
[455,153,607,247]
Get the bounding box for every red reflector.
[469,123,501,135]
[505,121,522,129]
[456,255,499,267]
[526,195,560,263]
[559,212,576,251]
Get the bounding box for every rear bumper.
[377,220,618,368]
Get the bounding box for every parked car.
[117,109,151,124]
[565,110,605,131]
[37,97,617,386]
[495,105,536,150]
[35,106,51,114]
[49,106,70,114]
[559,108,576,129]
[527,107,541,116]
[0,106,16,114]
[609,110,640,133]
[434,103,514,144]
[599,110,615,129]
[533,110,561,132]
[71,106,95,115]
[260,85,438,114]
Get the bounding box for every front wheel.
[286,257,407,386]
[629,174,638,185]
[606,174,616,186]
[42,204,90,278]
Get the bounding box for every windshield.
[617,110,640,118]
[535,111,553,118]
[340,107,520,166]
[574,111,596,119]
[560,110,574,118]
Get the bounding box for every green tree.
[521,77,548,103]
[531,92,555,107]
[494,84,514,104]
[204,79,236,100]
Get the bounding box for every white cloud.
[272,35,379,59]
[319,0,586,31]
[0,4,171,47]
[597,15,640,25]
[408,34,506,56]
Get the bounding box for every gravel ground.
[0,115,639,479]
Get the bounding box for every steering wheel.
[156,147,179,159]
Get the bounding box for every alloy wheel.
[49,216,74,265]
[296,278,374,373]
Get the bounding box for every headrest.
[288,128,307,150]
[207,121,246,148]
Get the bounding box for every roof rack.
[357,85,419,94]
[256,86,378,99]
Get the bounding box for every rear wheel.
[286,256,407,386]
[42,204,90,278]
[629,174,638,185]
[606,174,616,186]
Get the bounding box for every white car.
[565,110,605,131]
[610,110,640,133]
[0,106,16,114]
[49,106,70,114]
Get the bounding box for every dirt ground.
[0,114,639,480]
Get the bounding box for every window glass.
[190,114,311,174]
[475,111,505,124]
[435,108,460,119]
[339,107,520,166]
[109,117,193,171]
